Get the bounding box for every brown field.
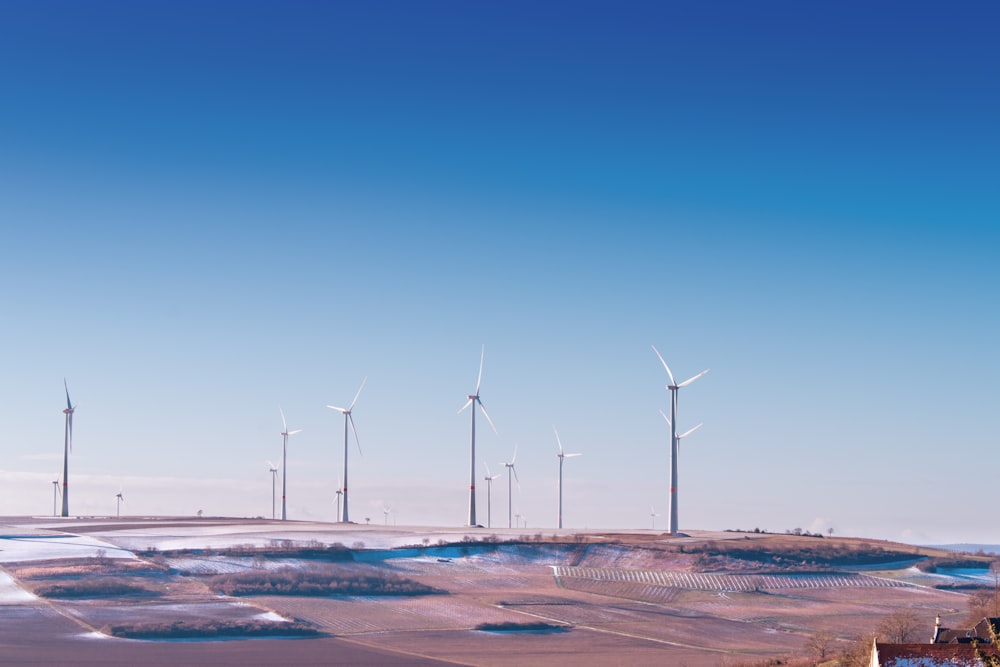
[0,517,987,665]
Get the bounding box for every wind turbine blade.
[457,398,473,414]
[650,345,676,386]
[349,377,367,411]
[64,379,73,410]
[512,465,520,486]
[679,423,703,439]
[477,399,498,434]
[678,369,710,388]
[483,462,493,477]
[490,474,501,480]
[266,460,276,470]
[287,428,303,436]
[511,443,518,465]
[553,425,564,455]
[565,452,582,458]
[659,409,671,428]
[327,405,347,413]
[279,406,287,432]
[349,414,362,456]
[476,344,485,394]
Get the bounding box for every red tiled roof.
[875,642,1000,666]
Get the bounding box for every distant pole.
[281,433,288,521]
[468,402,477,526]
[668,386,679,535]
[342,415,350,523]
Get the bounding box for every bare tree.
[877,608,923,643]
[805,630,836,660]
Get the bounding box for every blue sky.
[1,1,997,543]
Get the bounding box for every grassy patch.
[476,621,567,633]
[102,619,322,640]
[32,577,161,599]
[210,565,444,597]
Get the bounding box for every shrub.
[102,619,322,640]
[210,565,444,597]
[33,578,159,599]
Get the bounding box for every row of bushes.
[210,566,444,597]
[682,542,920,569]
[102,618,322,640]
[32,577,159,599]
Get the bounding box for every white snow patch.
[0,534,135,563]
[253,611,289,623]
[0,570,38,604]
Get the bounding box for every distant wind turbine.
[266,461,279,520]
[650,506,660,530]
[279,407,302,521]
[553,426,582,529]
[383,505,391,525]
[501,445,519,529]
[328,377,366,523]
[60,380,76,517]
[335,476,343,522]
[458,345,498,527]
[483,463,501,529]
[652,345,709,536]
[51,477,61,517]
[115,489,124,518]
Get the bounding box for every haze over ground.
[0,1,996,544]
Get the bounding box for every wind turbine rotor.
[678,423,703,439]
[477,399,498,434]
[651,345,676,386]
[677,369,710,388]
[348,377,367,412]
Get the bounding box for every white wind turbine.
[266,461,279,520]
[115,489,125,518]
[458,345,498,527]
[383,505,391,525]
[483,463,501,529]
[279,407,303,521]
[51,477,61,517]
[334,476,343,522]
[650,506,660,530]
[652,345,709,536]
[328,377,366,524]
[501,445,519,529]
[553,426,582,529]
[60,379,76,517]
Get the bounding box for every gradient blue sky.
[1,1,997,543]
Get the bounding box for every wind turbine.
[383,505,391,525]
[652,345,709,536]
[279,408,302,521]
[458,345,498,527]
[501,445,519,529]
[60,379,75,517]
[334,477,343,522]
[483,463,501,529]
[328,377,366,524]
[266,461,279,520]
[553,426,582,529]
[51,477,61,517]
[115,489,124,518]
[650,506,660,530]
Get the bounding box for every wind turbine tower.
[458,345,498,527]
[335,477,343,522]
[115,489,124,518]
[652,345,709,536]
[483,463,501,529]
[51,478,60,517]
[60,380,76,517]
[279,408,302,521]
[328,377,366,523]
[553,426,582,529]
[501,445,519,529]
[266,461,279,520]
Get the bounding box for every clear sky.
[1,1,997,544]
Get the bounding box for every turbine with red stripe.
[458,345,498,527]
[652,345,708,536]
